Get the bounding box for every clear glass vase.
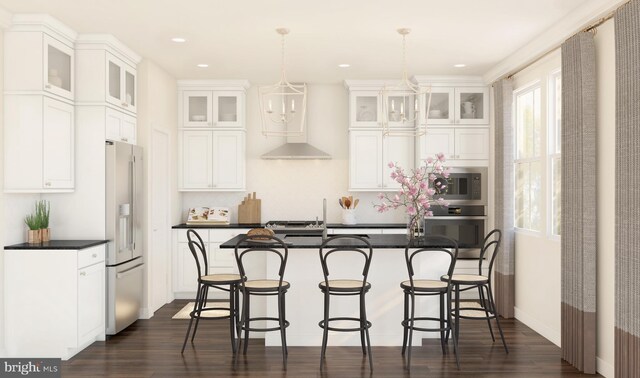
[406,213,424,241]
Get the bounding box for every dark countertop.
[172,223,406,229]
[172,223,263,229]
[220,234,466,249]
[4,240,108,250]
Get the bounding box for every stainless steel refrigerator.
[105,141,144,335]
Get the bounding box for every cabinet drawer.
[177,229,209,243]
[210,229,248,242]
[78,246,105,269]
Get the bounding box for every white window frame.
[547,69,562,240]
[513,80,543,235]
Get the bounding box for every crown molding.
[483,0,627,83]
[9,14,77,45]
[412,75,485,85]
[76,34,142,64]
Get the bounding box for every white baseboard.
[597,357,614,378]
[139,308,152,320]
[514,306,561,347]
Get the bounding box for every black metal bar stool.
[181,229,244,354]
[318,235,374,371]
[442,229,508,353]
[234,234,290,364]
[401,236,460,369]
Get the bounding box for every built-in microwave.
[433,167,487,204]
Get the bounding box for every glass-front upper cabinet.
[183,91,213,127]
[43,35,74,101]
[183,91,244,127]
[106,53,137,114]
[424,87,455,125]
[454,87,489,125]
[213,91,244,127]
[350,91,380,127]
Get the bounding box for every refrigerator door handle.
[130,159,135,250]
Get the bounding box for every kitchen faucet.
[322,198,328,240]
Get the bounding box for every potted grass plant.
[37,200,51,242]
[24,212,41,244]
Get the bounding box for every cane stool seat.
[442,274,489,285]
[201,274,243,285]
[319,279,371,292]
[243,279,290,292]
[400,279,448,292]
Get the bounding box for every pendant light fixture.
[259,28,307,136]
[380,28,432,137]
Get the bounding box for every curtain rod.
[504,2,625,81]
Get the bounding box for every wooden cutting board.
[238,192,261,224]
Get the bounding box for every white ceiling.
[0,0,588,84]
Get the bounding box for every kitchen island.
[220,234,458,347]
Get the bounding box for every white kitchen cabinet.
[106,107,137,144]
[419,127,489,165]
[349,91,381,127]
[180,130,245,191]
[423,87,489,125]
[106,53,137,114]
[173,229,248,298]
[349,130,383,190]
[349,130,414,191]
[182,90,244,128]
[78,260,106,345]
[4,25,76,102]
[4,244,106,359]
[4,95,74,192]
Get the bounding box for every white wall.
[181,84,407,225]
[136,59,179,316]
[511,50,562,346]
[594,19,615,378]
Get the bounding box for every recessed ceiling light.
[171,37,187,43]
[453,64,466,68]
[338,63,351,68]
[196,64,209,68]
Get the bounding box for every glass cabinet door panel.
[425,87,455,125]
[386,95,416,127]
[47,46,71,91]
[183,91,213,127]
[455,87,489,125]
[125,71,135,107]
[108,61,122,101]
[213,92,243,127]
[350,92,380,127]
[43,35,74,100]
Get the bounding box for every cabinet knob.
[122,137,128,142]
[121,102,129,107]
[45,84,52,89]
[92,253,97,258]
[79,271,86,276]
[45,181,51,187]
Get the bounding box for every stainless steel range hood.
[261,124,331,160]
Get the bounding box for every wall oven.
[425,205,486,259]
[434,167,487,205]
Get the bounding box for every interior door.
[150,129,170,310]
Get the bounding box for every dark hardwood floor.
[63,300,600,377]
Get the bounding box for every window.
[549,71,562,236]
[515,85,542,231]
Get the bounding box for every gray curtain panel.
[492,79,515,319]
[561,31,597,374]
[615,1,640,377]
